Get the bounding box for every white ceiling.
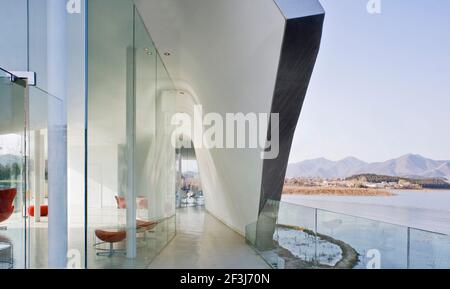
[134,0,287,233]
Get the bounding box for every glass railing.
[246,200,450,269]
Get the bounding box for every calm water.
[279,191,450,268]
[282,190,450,234]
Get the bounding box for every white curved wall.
[135,0,286,233]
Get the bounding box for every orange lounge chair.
[94,220,158,257]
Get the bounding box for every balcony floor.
[147,206,270,269]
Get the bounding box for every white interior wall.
[135,0,287,233]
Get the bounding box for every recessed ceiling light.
[164,52,171,56]
[144,48,153,55]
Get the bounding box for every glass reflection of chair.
[136,219,158,246]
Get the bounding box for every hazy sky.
[289,0,450,163]
[0,135,22,155]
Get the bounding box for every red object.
[95,220,158,243]
[0,188,16,223]
[137,197,148,209]
[136,219,158,230]
[95,229,127,243]
[115,196,126,209]
[28,205,49,217]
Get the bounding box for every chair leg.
[94,242,125,257]
[108,243,114,257]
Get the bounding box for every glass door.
[0,68,28,269]
[87,0,177,268]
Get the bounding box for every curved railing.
[246,200,450,269]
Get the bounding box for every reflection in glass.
[0,71,26,269]
[316,210,407,269]
[409,228,450,269]
[87,0,177,268]
[27,87,64,269]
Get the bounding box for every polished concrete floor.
[148,207,270,269]
[2,207,268,269]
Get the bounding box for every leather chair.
[28,205,49,217]
[0,189,16,228]
[114,196,126,209]
[94,220,159,257]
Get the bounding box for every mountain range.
[286,154,450,180]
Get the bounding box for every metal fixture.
[10,71,36,86]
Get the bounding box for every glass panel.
[0,70,27,269]
[250,199,280,267]
[133,9,177,265]
[154,51,177,243]
[133,6,159,264]
[87,0,134,269]
[275,202,317,269]
[316,209,408,269]
[248,200,319,269]
[247,201,445,269]
[87,0,177,269]
[409,228,450,269]
[26,86,63,269]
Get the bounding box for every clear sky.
[289,0,450,163]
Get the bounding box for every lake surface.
[282,190,450,235]
[279,190,450,268]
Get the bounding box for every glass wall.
[0,69,27,269]
[27,87,63,269]
[0,0,77,269]
[87,0,177,268]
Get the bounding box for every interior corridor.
[147,207,269,269]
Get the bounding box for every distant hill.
[287,154,450,180]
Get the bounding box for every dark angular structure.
[256,0,325,249]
